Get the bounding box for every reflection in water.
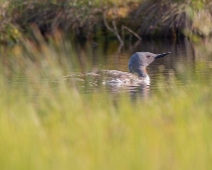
[129,84,150,100]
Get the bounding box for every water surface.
[73,38,212,98]
[2,37,212,99]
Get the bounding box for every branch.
[103,11,124,46]
[122,25,141,41]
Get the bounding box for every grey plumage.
[128,52,171,77]
[66,51,171,86]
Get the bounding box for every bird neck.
[137,66,148,78]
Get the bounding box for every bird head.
[128,52,171,77]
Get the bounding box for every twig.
[112,21,124,45]
[103,11,124,46]
[122,25,141,41]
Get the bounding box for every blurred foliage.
[129,0,212,38]
[0,0,212,44]
[0,1,22,44]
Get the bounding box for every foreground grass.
[1,39,212,170]
[1,77,212,170]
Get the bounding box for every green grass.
[1,76,212,170]
[0,36,212,170]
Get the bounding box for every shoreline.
[1,0,212,44]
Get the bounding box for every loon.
[64,52,171,86]
[101,52,171,85]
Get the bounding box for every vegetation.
[0,1,212,169]
[130,0,212,38]
[0,0,212,44]
[2,77,212,170]
[0,33,212,169]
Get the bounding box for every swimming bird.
[64,52,171,87]
[101,52,171,85]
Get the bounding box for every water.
[72,38,212,98]
[3,37,212,99]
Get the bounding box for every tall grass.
[1,35,212,170]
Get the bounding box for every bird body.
[101,70,150,86]
[66,52,171,87]
[104,52,171,86]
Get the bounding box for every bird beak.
[155,52,171,59]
